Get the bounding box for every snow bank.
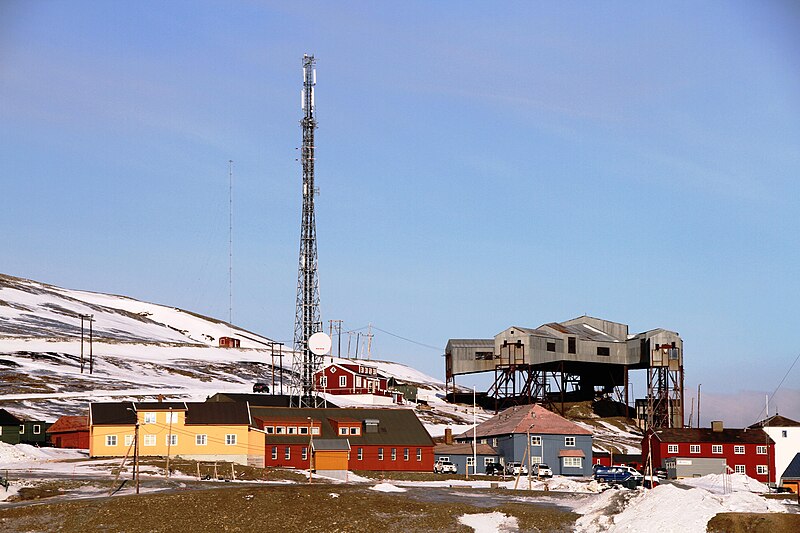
[0,442,36,464]
[677,473,769,494]
[575,483,788,533]
[370,482,406,493]
[458,512,519,533]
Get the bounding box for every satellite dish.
[308,332,332,356]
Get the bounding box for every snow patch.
[370,482,406,493]
[458,512,519,533]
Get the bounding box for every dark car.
[252,383,270,393]
[485,463,504,476]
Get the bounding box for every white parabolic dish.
[308,332,332,355]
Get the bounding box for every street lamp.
[526,413,538,486]
[308,416,313,483]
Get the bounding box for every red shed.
[47,415,89,449]
[219,337,241,348]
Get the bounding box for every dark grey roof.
[749,414,800,428]
[90,402,136,425]
[90,401,252,426]
[312,438,351,451]
[0,409,22,426]
[651,428,774,445]
[252,407,434,447]
[781,453,800,480]
[134,402,187,411]
[185,402,250,425]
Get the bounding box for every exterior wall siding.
[0,425,21,445]
[264,443,434,472]
[433,452,501,475]
[50,430,90,449]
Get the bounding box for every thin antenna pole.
[228,160,233,334]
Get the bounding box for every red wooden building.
[47,415,90,449]
[314,363,392,397]
[642,422,776,483]
[219,336,241,348]
[251,407,434,472]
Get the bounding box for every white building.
[751,414,800,486]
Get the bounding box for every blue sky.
[2,1,799,423]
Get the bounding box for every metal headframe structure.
[292,53,323,407]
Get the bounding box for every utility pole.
[80,315,85,373]
[134,419,140,494]
[165,407,173,477]
[328,320,343,358]
[89,315,93,374]
[291,53,323,407]
[228,160,234,336]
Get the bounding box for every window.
[33,425,41,435]
[196,434,207,446]
[265,426,274,434]
[144,413,156,424]
[690,445,700,454]
[563,457,582,468]
[782,430,788,438]
[712,445,722,454]
[565,437,575,447]
[438,456,449,462]
[546,341,556,352]
[492,438,498,447]
[165,412,178,424]
[287,427,297,435]
[271,446,278,460]
[391,448,397,461]
[568,337,576,354]
[339,427,348,436]
[378,448,384,460]
[530,435,541,446]
[226,434,237,445]
[276,426,285,434]
[350,427,359,435]
[166,434,177,446]
[284,447,291,460]
[358,448,363,461]
[311,426,320,435]
[144,435,156,446]
[106,435,117,446]
[756,446,767,454]
[756,465,768,475]
[484,457,495,466]
[404,448,409,461]
[596,346,610,356]
[466,457,474,467]
[302,447,308,461]
[417,448,422,461]
[299,427,309,435]
[320,376,328,388]
[19,425,24,434]
[356,376,362,388]
[124,435,134,447]
[667,444,679,454]
[339,375,347,387]
[734,465,746,474]
[734,445,745,454]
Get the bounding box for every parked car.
[434,461,457,474]
[654,467,668,479]
[485,463,504,476]
[532,463,553,478]
[505,462,528,476]
[252,382,270,393]
[594,465,643,486]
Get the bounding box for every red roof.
[458,404,592,439]
[47,416,88,434]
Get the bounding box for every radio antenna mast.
[228,159,234,335]
[292,54,322,407]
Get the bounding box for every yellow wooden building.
[89,401,265,467]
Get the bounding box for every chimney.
[445,428,453,445]
[711,420,723,432]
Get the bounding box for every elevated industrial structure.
[292,54,323,407]
[446,316,684,430]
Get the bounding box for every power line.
[370,325,442,352]
[752,351,800,424]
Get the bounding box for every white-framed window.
[531,456,542,465]
[438,456,449,462]
[19,425,24,434]
[196,434,207,446]
[756,465,768,475]
[265,426,274,434]
[565,436,575,447]
[358,448,363,460]
[391,448,397,461]
[530,435,541,446]
[165,412,178,424]
[712,445,723,454]
[756,446,767,454]
[466,456,475,467]
[144,413,156,424]
[311,426,320,435]
[563,457,582,468]
[417,448,422,461]
[484,457,495,466]
[124,435,134,447]
[404,448,409,461]
[165,434,177,446]
[225,434,237,445]
[356,376,362,388]
[339,375,347,388]
[782,430,788,438]
[667,444,679,454]
[320,376,328,388]
[734,445,745,454]
[106,435,117,446]
[302,447,308,461]
[144,434,156,446]
[350,427,359,435]
[690,444,700,454]
[276,426,285,434]
[33,425,41,434]
[378,448,384,460]
[284,446,291,460]
[299,426,309,435]
[339,427,348,436]
[287,427,297,435]
[271,446,278,460]
[734,465,746,474]
[492,438,498,447]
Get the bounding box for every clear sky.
[2,1,799,424]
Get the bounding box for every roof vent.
[364,419,380,433]
[711,420,723,432]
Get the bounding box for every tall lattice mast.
[292,54,322,407]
